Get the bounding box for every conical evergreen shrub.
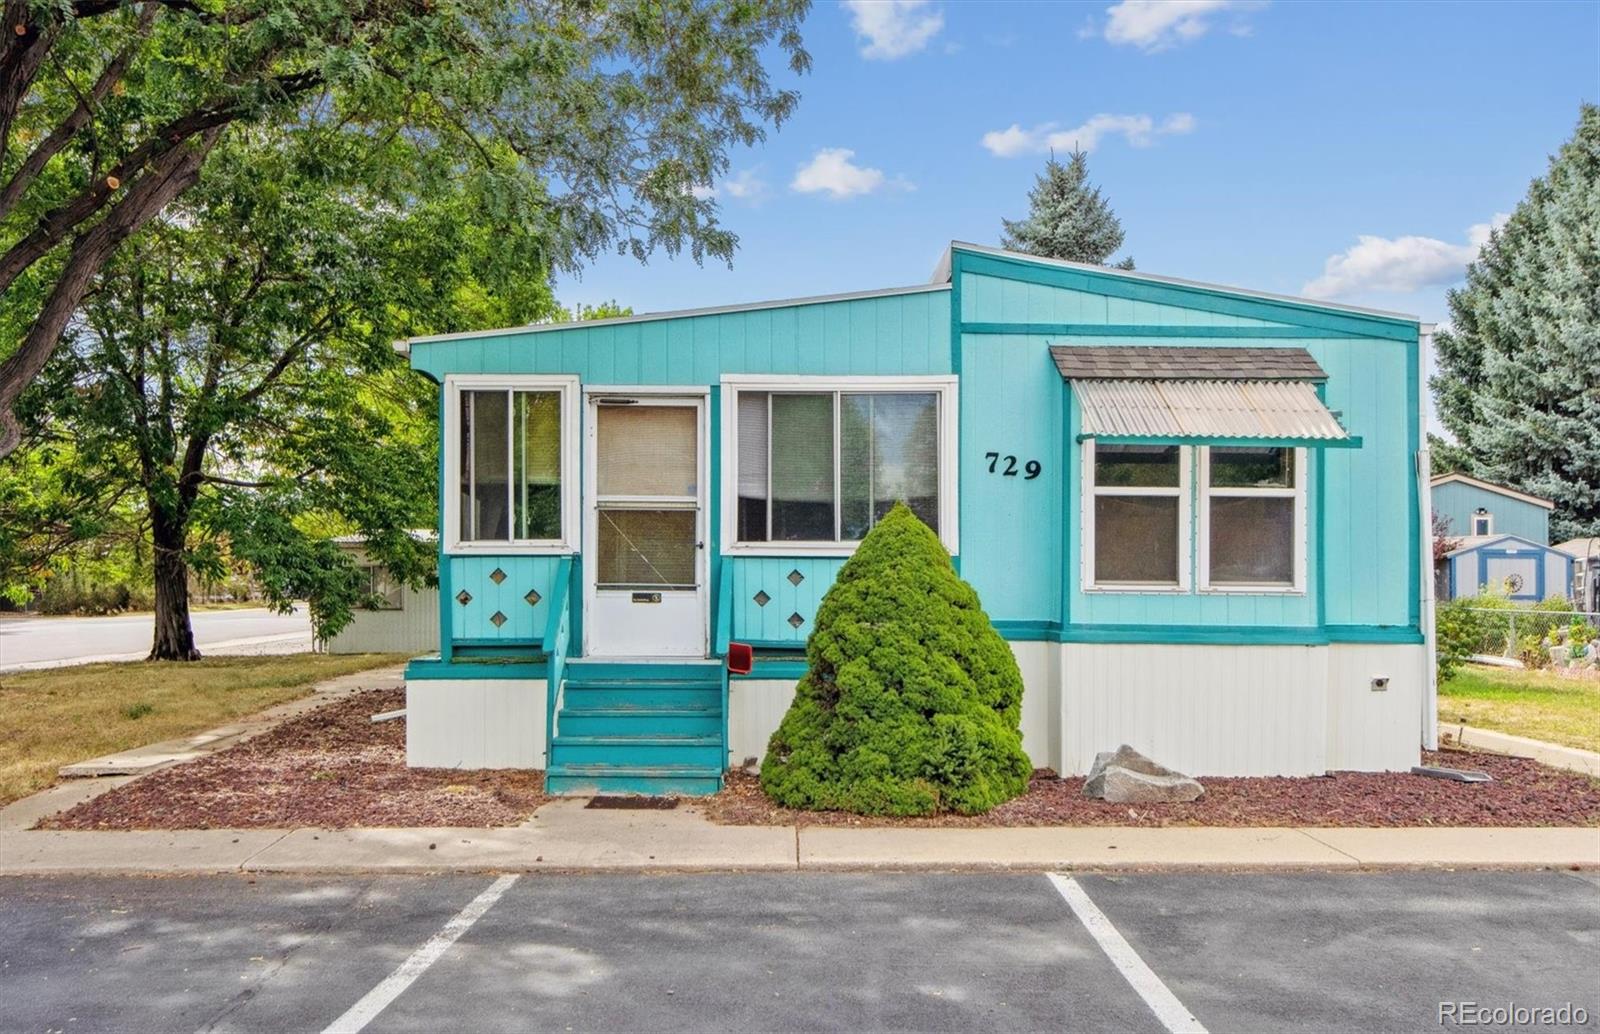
[759,504,1031,815]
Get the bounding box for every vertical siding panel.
[637,321,667,383]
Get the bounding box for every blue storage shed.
[1441,533,1575,603]
[395,242,1435,790]
[1430,473,1554,545]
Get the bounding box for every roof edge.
[393,282,952,353]
[941,241,1422,325]
[1444,532,1559,557]
[1429,472,1557,510]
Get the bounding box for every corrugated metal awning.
[1074,379,1352,443]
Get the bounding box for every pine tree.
[1000,149,1134,267]
[1432,105,1600,542]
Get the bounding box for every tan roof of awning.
[1074,379,1352,442]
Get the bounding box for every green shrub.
[121,702,154,720]
[1517,633,1550,670]
[759,504,1031,816]
[1435,597,1478,682]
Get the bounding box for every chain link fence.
[1453,607,1599,662]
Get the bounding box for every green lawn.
[0,653,408,806]
[1439,664,1600,753]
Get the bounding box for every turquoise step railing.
[542,557,574,762]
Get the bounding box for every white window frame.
[1082,440,1193,593]
[1198,446,1307,594]
[720,375,960,557]
[443,373,580,555]
[1471,511,1494,536]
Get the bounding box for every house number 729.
[984,452,1042,479]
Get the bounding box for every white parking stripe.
[322,874,519,1034]
[1048,873,1209,1034]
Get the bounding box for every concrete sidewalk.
[55,666,406,778]
[0,665,406,833]
[1440,721,1600,777]
[2,802,1595,875]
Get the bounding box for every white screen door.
[584,395,707,656]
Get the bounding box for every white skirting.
[727,641,1427,777]
[406,678,547,769]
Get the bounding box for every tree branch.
[0,0,61,160]
[0,66,323,294]
[0,3,157,220]
[0,125,221,457]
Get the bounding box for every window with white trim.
[726,379,956,551]
[1200,446,1305,591]
[1086,443,1190,588]
[446,376,577,552]
[1471,510,1493,536]
[361,564,404,610]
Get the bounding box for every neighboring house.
[1438,534,1575,604]
[1554,537,1600,613]
[324,537,440,655]
[1430,472,1554,544]
[395,241,1434,794]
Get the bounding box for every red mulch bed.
[702,750,1600,828]
[40,688,547,830]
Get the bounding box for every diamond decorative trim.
[787,612,805,629]
[455,590,473,606]
[489,611,507,628]
[753,590,771,607]
[787,569,805,586]
[524,588,542,607]
[489,567,507,585]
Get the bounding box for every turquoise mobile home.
[397,242,1436,793]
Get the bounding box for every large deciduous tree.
[12,125,510,656]
[1432,105,1600,542]
[999,148,1134,268]
[0,0,811,456]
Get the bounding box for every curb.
[1440,723,1600,777]
[3,824,1595,877]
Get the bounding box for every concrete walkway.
[0,665,406,832]
[2,803,1595,875]
[1440,721,1600,776]
[56,666,406,778]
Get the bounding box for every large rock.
[1083,744,1204,803]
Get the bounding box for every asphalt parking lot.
[1,870,1596,1033]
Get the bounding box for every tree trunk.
[148,503,199,661]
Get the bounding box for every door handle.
[696,541,705,549]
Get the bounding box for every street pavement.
[1,870,1595,1033]
[0,607,312,671]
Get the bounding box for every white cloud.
[1302,215,1509,300]
[791,148,911,199]
[980,112,1196,157]
[724,168,769,202]
[689,168,770,204]
[843,0,944,60]
[1100,0,1266,52]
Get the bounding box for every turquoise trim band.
[405,658,549,680]
[961,322,1357,340]
[956,250,1418,341]
[732,660,809,680]
[990,621,1424,645]
[1079,434,1363,449]
[1325,625,1426,644]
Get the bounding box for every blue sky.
[559,0,1596,335]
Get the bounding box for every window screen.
[734,388,944,544]
[459,388,563,543]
